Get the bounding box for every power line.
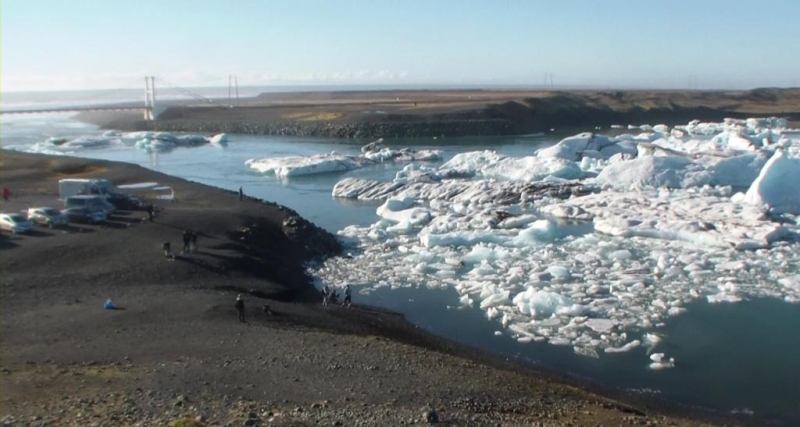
[543,72,555,89]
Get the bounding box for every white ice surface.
[542,188,789,250]
[744,150,800,214]
[247,148,442,178]
[246,153,366,177]
[312,117,800,368]
[440,151,584,181]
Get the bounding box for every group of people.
[232,285,353,325]
[182,230,199,254]
[160,230,200,259]
[321,284,352,307]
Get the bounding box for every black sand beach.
[1,151,733,426]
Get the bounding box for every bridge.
[0,76,236,121]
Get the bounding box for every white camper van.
[58,179,115,200]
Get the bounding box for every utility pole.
[228,75,240,108]
[543,73,554,89]
[144,76,156,120]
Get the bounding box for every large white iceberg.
[246,153,365,177]
[246,148,442,178]
[744,150,800,214]
[440,151,584,182]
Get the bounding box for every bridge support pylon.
[144,76,156,120]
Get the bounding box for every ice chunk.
[604,340,641,353]
[246,153,365,177]
[208,133,228,146]
[744,150,800,214]
[648,353,676,370]
[584,318,618,333]
[479,290,510,309]
[543,190,789,249]
[710,152,769,188]
[595,156,706,190]
[547,265,571,279]
[440,150,584,182]
[376,198,433,229]
[513,289,574,318]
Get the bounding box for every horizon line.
[3,83,798,95]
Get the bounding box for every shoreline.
[0,151,751,426]
[75,88,800,138]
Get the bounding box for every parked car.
[106,192,144,210]
[62,207,106,224]
[65,195,115,215]
[27,207,69,228]
[0,213,34,233]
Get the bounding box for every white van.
[58,179,115,200]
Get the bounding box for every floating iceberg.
[440,150,584,181]
[543,189,789,249]
[246,153,366,177]
[743,150,800,214]
[247,148,442,178]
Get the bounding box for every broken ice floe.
[332,176,595,204]
[8,131,224,155]
[312,117,800,369]
[246,148,443,178]
[542,188,790,250]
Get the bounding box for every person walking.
[146,204,154,222]
[321,285,330,306]
[235,294,246,323]
[190,231,198,253]
[162,241,173,259]
[238,186,243,201]
[182,230,191,253]
[2,187,10,201]
[343,284,352,307]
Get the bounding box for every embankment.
[78,87,800,138]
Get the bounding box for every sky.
[2,0,800,92]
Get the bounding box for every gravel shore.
[0,151,732,426]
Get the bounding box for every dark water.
[360,285,800,423]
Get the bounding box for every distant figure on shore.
[182,230,191,253]
[162,241,173,259]
[343,284,352,307]
[238,186,243,201]
[190,231,198,253]
[235,294,246,323]
[321,285,330,306]
[147,204,154,222]
[2,187,10,201]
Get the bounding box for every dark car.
[106,192,144,210]
[62,207,106,224]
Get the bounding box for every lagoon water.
[3,103,800,423]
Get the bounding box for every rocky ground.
[0,151,736,426]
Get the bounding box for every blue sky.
[2,0,799,91]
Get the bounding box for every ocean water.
[3,95,800,424]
